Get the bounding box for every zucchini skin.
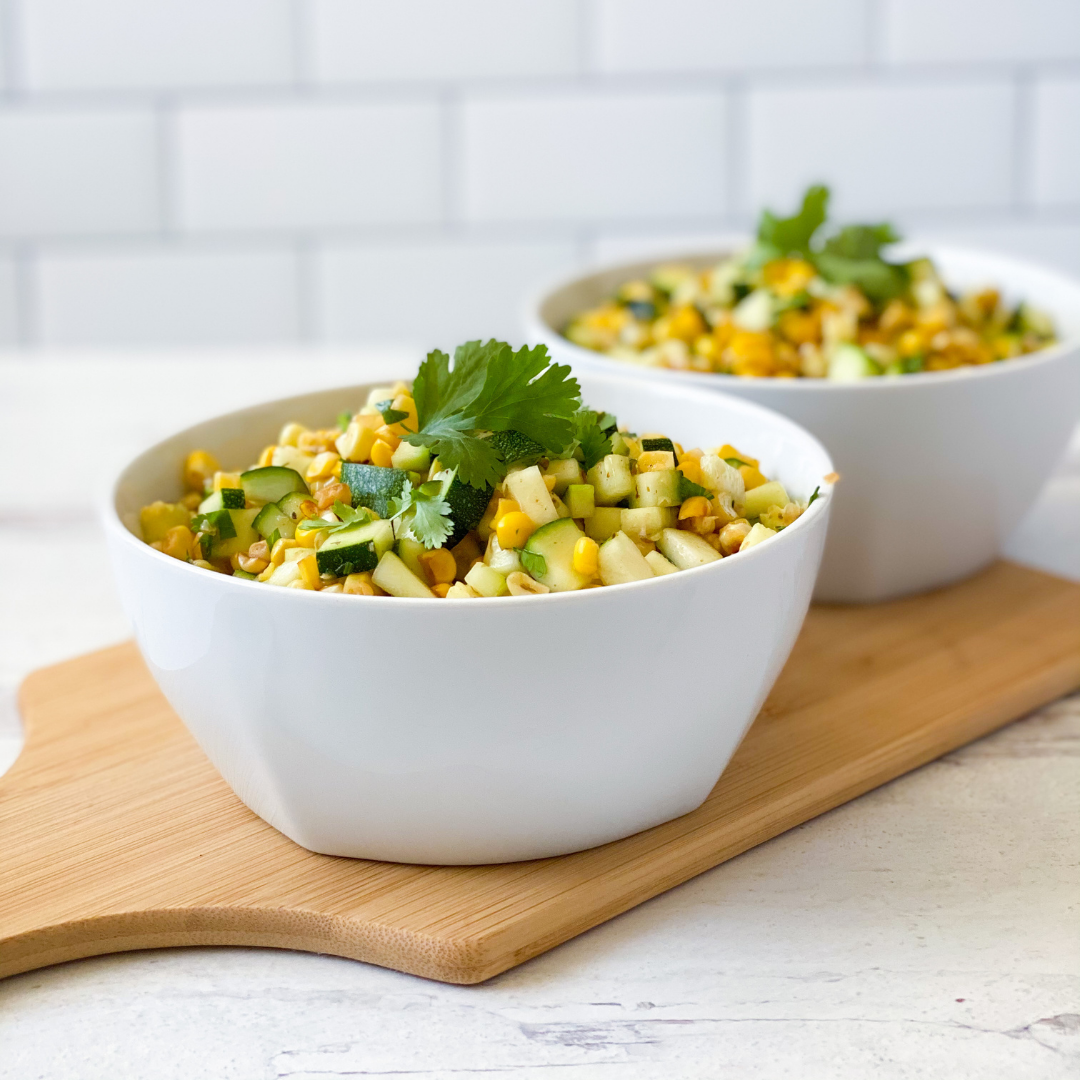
[341,463,407,518]
[316,541,379,577]
[641,437,677,459]
[240,466,309,504]
[489,429,546,466]
[442,474,493,547]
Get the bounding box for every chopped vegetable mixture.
[564,185,1056,379]
[138,340,817,597]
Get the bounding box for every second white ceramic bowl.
[105,372,833,865]
[528,246,1080,602]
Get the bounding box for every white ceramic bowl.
[527,245,1080,602]
[104,372,833,865]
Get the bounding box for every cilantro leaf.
[724,456,751,469]
[379,406,410,426]
[404,340,582,489]
[572,407,613,470]
[814,223,908,301]
[520,548,547,579]
[677,474,710,501]
[753,184,830,263]
[336,410,352,431]
[807,485,821,507]
[387,478,453,549]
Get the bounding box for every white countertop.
[1,353,1078,1080]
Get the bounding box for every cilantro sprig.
[295,502,371,536]
[387,478,454,549]
[402,340,581,489]
[748,185,910,302]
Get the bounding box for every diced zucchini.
[464,562,509,597]
[631,469,681,508]
[640,437,676,457]
[372,551,434,598]
[657,528,721,570]
[438,471,494,546]
[742,480,790,520]
[488,429,546,467]
[586,454,634,506]
[645,550,679,576]
[522,518,591,592]
[621,506,676,542]
[342,463,407,518]
[277,491,310,522]
[316,519,394,577]
[253,502,296,542]
[542,458,583,495]
[395,535,427,579]
[140,501,191,543]
[598,531,654,586]
[232,569,258,580]
[486,533,523,576]
[609,431,631,456]
[699,455,745,500]
[240,466,309,505]
[739,522,777,551]
[504,465,559,527]
[584,506,623,543]
[270,445,314,476]
[210,508,262,559]
[199,488,245,513]
[391,441,430,473]
[566,483,595,519]
[828,343,880,381]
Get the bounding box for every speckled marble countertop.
[1,353,1078,1080]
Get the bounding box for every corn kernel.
[496,511,535,549]
[678,496,711,519]
[140,501,192,543]
[213,471,241,492]
[343,571,378,595]
[257,445,276,468]
[297,554,320,589]
[336,422,377,463]
[572,536,599,577]
[432,582,452,598]
[739,464,769,491]
[269,537,298,566]
[718,520,751,555]
[306,451,341,481]
[676,456,703,486]
[637,450,676,473]
[182,450,219,492]
[495,498,520,523]
[387,394,419,436]
[374,425,401,451]
[370,438,396,469]
[278,422,306,447]
[295,524,320,548]
[161,524,194,561]
[543,473,558,492]
[716,444,759,468]
[419,547,457,585]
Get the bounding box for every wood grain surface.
[2,561,1078,986]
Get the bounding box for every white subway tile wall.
[0,0,1076,348]
[35,246,301,346]
[460,91,728,222]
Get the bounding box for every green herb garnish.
[724,456,751,469]
[387,479,454,549]
[519,548,547,579]
[807,486,821,506]
[750,185,909,302]
[403,339,581,489]
[571,407,613,471]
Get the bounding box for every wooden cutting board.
[2,561,1078,986]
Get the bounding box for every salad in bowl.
[139,340,822,600]
[107,344,833,863]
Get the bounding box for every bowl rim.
[104,369,834,607]
[525,241,1080,394]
